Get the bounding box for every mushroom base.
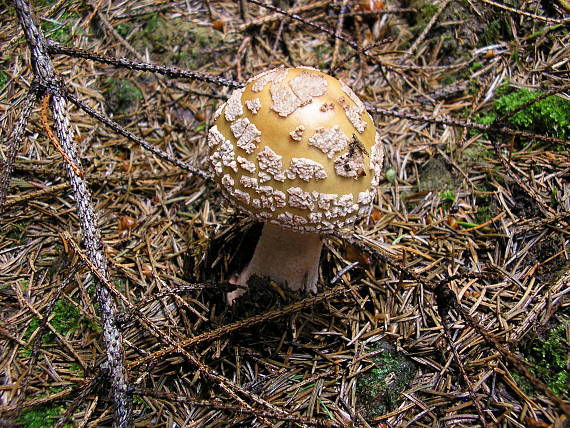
[227,223,323,304]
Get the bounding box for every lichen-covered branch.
[11,0,131,426]
[46,41,242,89]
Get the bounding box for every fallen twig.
[12,0,132,425]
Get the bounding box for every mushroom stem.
[228,223,323,303]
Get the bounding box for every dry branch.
[10,0,131,425]
[0,90,37,214]
[65,91,211,180]
[128,283,362,369]
[477,0,570,23]
[60,231,301,425]
[46,41,242,89]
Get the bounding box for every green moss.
[85,317,101,333]
[115,22,131,37]
[357,343,416,419]
[19,278,30,290]
[103,78,143,116]
[69,362,83,373]
[2,223,28,245]
[481,20,501,44]
[524,322,570,399]
[495,89,570,139]
[19,346,33,358]
[132,16,223,69]
[475,199,493,223]
[143,13,161,35]
[17,404,72,428]
[133,395,152,410]
[51,299,81,335]
[462,142,493,163]
[23,317,41,342]
[510,48,522,66]
[470,61,483,72]
[440,33,458,57]
[418,157,455,192]
[113,278,127,292]
[22,299,82,346]
[440,189,456,203]
[440,74,456,86]
[0,71,8,91]
[477,88,570,149]
[40,12,81,45]
[411,2,439,35]
[512,372,535,396]
[478,0,518,43]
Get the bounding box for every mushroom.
[207,67,384,303]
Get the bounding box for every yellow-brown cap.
[207,66,383,232]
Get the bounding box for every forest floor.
[1,0,570,427]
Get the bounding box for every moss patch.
[131,16,224,70]
[51,299,81,335]
[479,88,570,144]
[114,22,132,38]
[17,404,72,428]
[516,320,570,399]
[356,342,417,419]
[40,12,82,45]
[408,1,440,35]
[474,195,494,223]
[462,142,493,163]
[481,18,511,44]
[418,157,456,193]
[23,299,83,345]
[0,71,8,91]
[102,78,143,118]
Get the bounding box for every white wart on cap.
[208,66,384,232]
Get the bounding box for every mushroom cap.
[207,66,384,232]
